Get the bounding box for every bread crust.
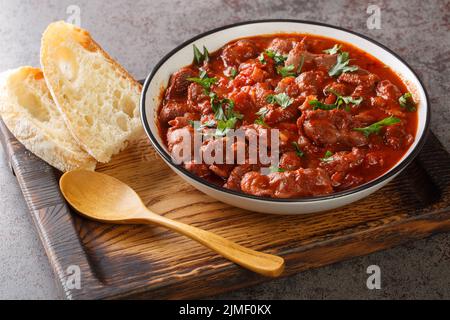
[0,66,96,172]
[40,21,143,163]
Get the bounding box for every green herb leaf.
[292,141,305,157]
[309,100,338,110]
[323,44,342,55]
[320,150,334,162]
[325,88,363,110]
[215,117,238,137]
[398,92,416,112]
[265,50,287,65]
[187,73,218,91]
[229,67,238,79]
[297,54,305,74]
[203,46,209,62]
[209,94,243,136]
[189,120,215,131]
[256,107,269,117]
[277,64,296,78]
[258,53,267,64]
[328,51,358,77]
[254,107,270,127]
[193,44,209,65]
[341,95,363,105]
[353,116,401,137]
[269,166,286,173]
[254,118,270,127]
[266,93,294,109]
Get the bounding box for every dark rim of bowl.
[140,19,430,203]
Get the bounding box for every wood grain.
[1,118,450,299]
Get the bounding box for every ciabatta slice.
[40,21,143,163]
[0,66,96,171]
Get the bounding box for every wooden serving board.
[1,117,450,300]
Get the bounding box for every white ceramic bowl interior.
[141,20,429,215]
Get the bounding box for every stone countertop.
[0,0,449,299]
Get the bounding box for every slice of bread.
[0,66,96,172]
[40,21,143,163]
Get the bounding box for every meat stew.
[157,34,418,199]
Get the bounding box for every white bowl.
[140,20,430,215]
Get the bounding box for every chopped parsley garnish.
[193,44,209,65]
[265,50,288,65]
[266,93,294,109]
[398,92,416,112]
[258,53,267,64]
[297,54,305,74]
[216,117,238,136]
[328,51,358,77]
[256,107,269,118]
[254,107,270,127]
[320,150,334,162]
[353,116,401,137]
[187,70,217,91]
[309,100,338,111]
[328,88,363,109]
[269,166,286,173]
[292,141,305,157]
[189,119,216,131]
[323,44,342,55]
[229,67,238,79]
[276,64,296,78]
[309,89,363,111]
[207,94,243,137]
[254,118,270,127]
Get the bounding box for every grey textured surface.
[0,0,449,300]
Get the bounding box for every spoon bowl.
[60,170,149,223]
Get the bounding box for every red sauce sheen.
[157,34,418,199]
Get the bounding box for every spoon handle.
[141,210,284,277]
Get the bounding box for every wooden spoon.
[59,170,284,277]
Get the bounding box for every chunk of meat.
[295,70,328,96]
[224,163,260,191]
[187,82,214,114]
[314,54,338,70]
[338,71,379,89]
[200,137,248,166]
[285,41,337,71]
[323,82,351,96]
[165,67,196,100]
[241,124,273,150]
[320,148,365,187]
[279,151,302,170]
[298,95,317,111]
[321,147,365,173]
[160,101,191,123]
[240,168,333,198]
[167,125,194,163]
[364,151,385,168]
[264,104,299,125]
[275,77,301,97]
[221,40,258,67]
[209,164,234,179]
[370,96,387,109]
[167,113,197,129]
[302,109,368,147]
[228,90,256,113]
[267,38,297,55]
[184,161,210,178]
[384,124,414,150]
[376,80,402,101]
[285,42,316,70]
